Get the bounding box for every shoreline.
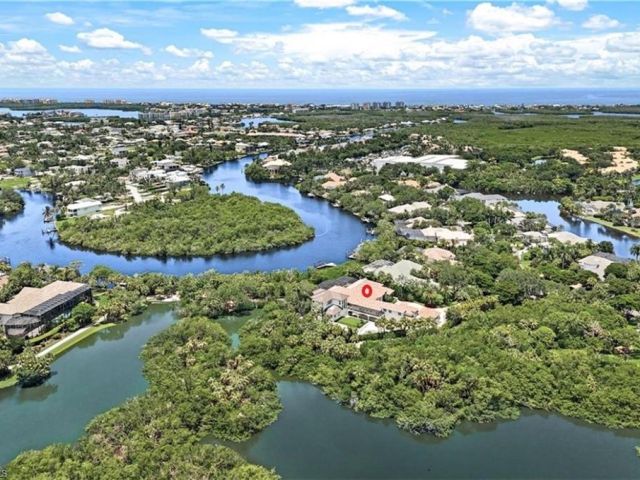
[579,215,640,239]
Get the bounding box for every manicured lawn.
[338,317,364,329]
[0,374,17,390]
[44,323,116,358]
[28,324,64,345]
[0,177,30,189]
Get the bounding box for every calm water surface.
[219,381,640,479]
[0,303,176,466]
[516,199,639,258]
[0,157,370,275]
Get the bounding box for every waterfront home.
[0,281,92,338]
[548,231,589,245]
[371,154,468,172]
[519,231,547,245]
[577,200,625,216]
[578,252,631,280]
[66,198,102,217]
[455,192,508,206]
[421,246,456,262]
[363,259,425,284]
[388,201,432,215]
[312,278,439,324]
[154,159,180,171]
[420,226,474,246]
[321,172,346,190]
[263,158,291,173]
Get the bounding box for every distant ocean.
[1,88,639,106]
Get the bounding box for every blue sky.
[0,1,638,88]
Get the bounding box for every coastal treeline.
[57,188,314,257]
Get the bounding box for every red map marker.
[361,284,373,298]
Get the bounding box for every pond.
[0,303,176,466]
[515,198,639,258]
[0,157,370,275]
[217,381,640,479]
[240,116,288,128]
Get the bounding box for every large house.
[312,277,440,324]
[66,198,102,217]
[0,281,92,338]
[578,252,631,280]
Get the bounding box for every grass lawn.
[44,323,116,358]
[28,324,64,345]
[0,177,30,189]
[581,216,640,239]
[0,374,17,390]
[338,316,364,329]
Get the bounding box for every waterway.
[218,381,640,479]
[0,157,370,275]
[3,303,640,476]
[0,303,176,466]
[515,199,639,258]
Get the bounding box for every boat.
[314,262,337,269]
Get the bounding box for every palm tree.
[631,244,640,261]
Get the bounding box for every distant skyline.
[0,1,638,88]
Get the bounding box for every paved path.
[36,326,92,357]
[125,182,143,203]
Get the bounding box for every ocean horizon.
[1,87,639,106]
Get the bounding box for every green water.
[222,381,640,479]
[0,303,176,466]
[3,305,640,478]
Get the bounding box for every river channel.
[0,157,370,275]
[1,161,640,475]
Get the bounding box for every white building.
[66,198,102,217]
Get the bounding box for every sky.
[0,0,638,89]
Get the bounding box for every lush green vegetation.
[239,293,640,438]
[0,188,24,217]
[57,188,314,257]
[8,316,280,479]
[0,177,30,189]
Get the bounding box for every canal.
[0,303,175,466]
[1,161,640,475]
[219,381,640,479]
[0,157,370,275]
[515,199,639,258]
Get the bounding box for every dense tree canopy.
[57,189,314,257]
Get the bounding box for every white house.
[66,198,102,217]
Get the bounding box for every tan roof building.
[0,281,92,338]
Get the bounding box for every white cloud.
[165,44,213,58]
[547,0,588,11]
[231,22,436,62]
[188,58,212,74]
[467,3,557,34]
[77,28,150,54]
[583,14,621,31]
[45,12,74,26]
[200,28,238,44]
[59,44,81,53]
[294,0,355,8]
[606,32,640,53]
[346,5,407,21]
[7,38,48,55]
